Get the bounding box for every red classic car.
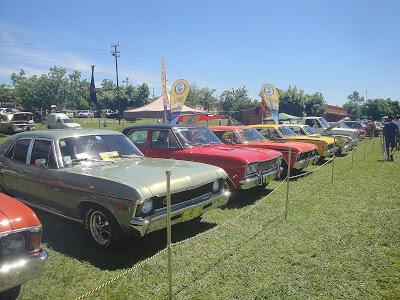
[209,126,320,172]
[0,193,47,299]
[123,125,283,195]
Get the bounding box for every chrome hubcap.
[89,211,111,246]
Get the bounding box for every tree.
[304,92,326,116]
[134,83,150,108]
[279,86,305,116]
[343,91,365,117]
[186,84,219,111]
[0,84,16,104]
[361,98,399,120]
[219,87,253,113]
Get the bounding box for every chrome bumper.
[0,249,48,293]
[341,142,355,152]
[130,190,230,236]
[293,155,320,170]
[240,167,280,190]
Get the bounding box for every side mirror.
[34,158,47,168]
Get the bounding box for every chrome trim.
[293,155,320,169]
[0,225,42,239]
[130,190,230,236]
[240,167,280,189]
[0,249,48,293]
[322,147,339,157]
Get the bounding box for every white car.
[75,110,94,118]
[47,113,81,129]
[303,116,359,143]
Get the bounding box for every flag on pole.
[160,58,169,124]
[90,65,100,116]
[170,79,190,124]
[259,83,279,124]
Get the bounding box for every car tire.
[0,285,21,300]
[84,206,124,249]
[224,179,237,200]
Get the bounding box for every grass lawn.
[2,131,399,299]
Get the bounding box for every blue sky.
[0,0,399,105]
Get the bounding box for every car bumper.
[13,126,36,133]
[130,190,230,236]
[340,142,355,152]
[293,155,320,170]
[0,249,48,293]
[240,167,280,190]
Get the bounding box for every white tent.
[123,95,205,120]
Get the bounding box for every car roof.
[11,129,122,140]
[208,126,247,131]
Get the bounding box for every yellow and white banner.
[259,83,279,124]
[170,79,190,112]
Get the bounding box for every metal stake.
[285,148,291,222]
[363,138,367,160]
[331,137,335,183]
[166,170,172,300]
[351,148,354,169]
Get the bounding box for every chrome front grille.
[257,158,280,172]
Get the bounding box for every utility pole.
[111,44,121,124]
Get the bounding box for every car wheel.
[0,285,21,300]
[84,206,123,249]
[224,179,237,200]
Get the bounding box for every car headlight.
[212,179,219,193]
[0,233,26,257]
[141,199,153,215]
[245,163,258,176]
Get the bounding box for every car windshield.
[319,118,331,128]
[238,128,266,142]
[59,134,143,166]
[279,126,296,136]
[12,113,32,122]
[303,125,317,134]
[173,127,222,147]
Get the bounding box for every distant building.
[324,105,349,121]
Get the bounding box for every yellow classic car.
[286,124,355,154]
[249,124,338,157]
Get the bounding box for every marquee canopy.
[123,95,205,120]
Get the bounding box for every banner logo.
[170,79,190,112]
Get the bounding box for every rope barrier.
[74,145,362,299]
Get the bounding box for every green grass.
[5,136,400,299]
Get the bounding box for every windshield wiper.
[71,157,114,164]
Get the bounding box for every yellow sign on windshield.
[99,151,119,160]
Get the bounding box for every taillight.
[28,229,42,253]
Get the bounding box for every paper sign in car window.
[99,151,119,160]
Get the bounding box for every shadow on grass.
[34,209,215,271]
[223,186,274,209]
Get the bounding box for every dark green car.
[0,130,229,248]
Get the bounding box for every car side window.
[260,128,275,139]
[127,130,148,147]
[7,139,31,163]
[30,139,57,168]
[151,130,178,149]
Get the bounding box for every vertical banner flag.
[90,65,100,116]
[259,83,279,124]
[161,58,169,124]
[170,79,190,124]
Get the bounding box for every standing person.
[383,116,399,161]
[394,115,400,150]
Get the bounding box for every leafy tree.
[186,84,219,111]
[343,91,365,117]
[279,86,305,116]
[219,87,253,113]
[134,83,150,108]
[361,98,400,120]
[0,84,16,104]
[304,92,326,116]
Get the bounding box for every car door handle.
[22,169,31,173]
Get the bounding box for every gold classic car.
[249,124,338,157]
[0,130,230,249]
[286,124,355,154]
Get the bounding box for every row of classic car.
[0,121,360,298]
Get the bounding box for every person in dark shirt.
[383,116,399,161]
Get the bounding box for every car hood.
[286,135,334,145]
[62,157,227,199]
[0,194,41,231]
[240,141,317,153]
[183,144,282,162]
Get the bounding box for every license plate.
[181,206,202,221]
